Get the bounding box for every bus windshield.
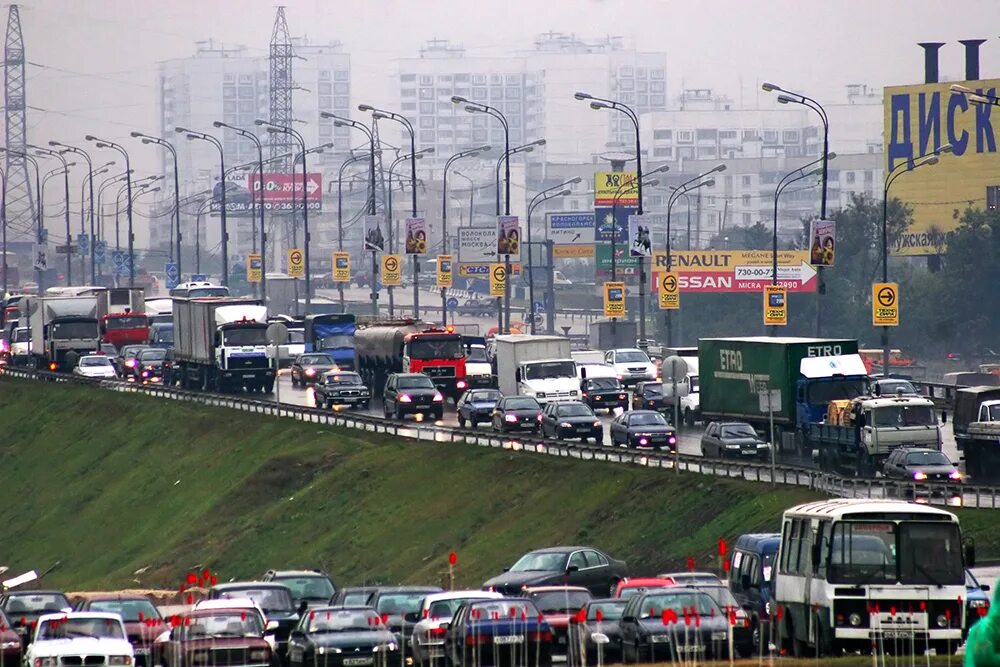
[828,521,962,586]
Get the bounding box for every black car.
[313,371,370,410]
[207,582,300,660]
[483,546,628,598]
[619,588,731,662]
[369,586,443,650]
[291,353,338,387]
[0,590,71,643]
[456,297,496,317]
[609,410,677,450]
[577,599,627,665]
[133,347,172,383]
[330,587,378,607]
[882,448,962,482]
[540,401,602,442]
[383,373,444,420]
[581,376,628,412]
[262,570,338,609]
[687,583,753,657]
[287,606,397,667]
[700,421,770,459]
[456,388,503,428]
[117,344,149,377]
[491,395,543,434]
[631,381,667,412]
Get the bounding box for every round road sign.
[385,256,399,272]
[289,250,302,265]
[266,322,289,346]
[447,297,459,308]
[662,273,678,292]
[493,265,506,282]
[877,286,896,307]
[662,354,689,383]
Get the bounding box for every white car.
[73,355,118,379]
[604,348,657,386]
[26,613,133,667]
[409,591,503,667]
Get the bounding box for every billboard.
[808,219,836,266]
[211,172,323,215]
[364,215,386,252]
[457,226,520,262]
[497,215,521,258]
[627,214,653,257]
[594,206,635,243]
[650,250,816,293]
[884,78,1000,255]
[594,171,637,206]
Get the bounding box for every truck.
[24,295,101,371]
[303,313,356,370]
[97,288,149,350]
[699,337,867,451]
[354,320,467,399]
[172,297,274,393]
[953,386,1000,482]
[495,334,579,404]
[588,319,637,351]
[462,335,495,389]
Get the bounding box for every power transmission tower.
[268,6,294,259]
[5,4,35,239]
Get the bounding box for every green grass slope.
[0,378,996,592]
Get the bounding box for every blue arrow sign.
[94,241,106,265]
[165,262,179,290]
[446,297,459,309]
[191,273,207,282]
[77,233,89,255]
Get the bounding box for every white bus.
[774,499,969,657]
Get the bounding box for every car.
[368,586,444,654]
[74,594,162,667]
[117,344,149,376]
[207,582,300,661]
[192,597,267,630]
[619,588,731,662]
[287,606,397,667]
[727,533,780,653]
[262,570,338,610]
[0,609,22,667]
[290,353,338,387]
[882,448,963,483]
[26,613,133,667]
[575,599,627,665]
[483,546,628,598]
[540,401,602,442]
[580,376,628,412]
[966,569,991,636]
[687,583,753,657]
[523,586,592,655]
[605,348,657,386]
[491,395,544,434]
[382,373,444,421]
[613,578,677,599]
[872,377,918,397]
[329,587,378,608]
[700,421,771,459]
[152,606,271,667]
[313,371,371,410]
[456,297,496,317]
[73,354,119,379]
[98,343,121,370]
[441,598,552,667]
[0,590,71,643]
[407,590,503,667]
[456,388,503,428]
[655,571,724,587]
[609,411,677,450]
[132,347,172,384]
[631,381,668,412]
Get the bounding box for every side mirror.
[297,601,308,616]
[266,620,279,631]
[982,585,991,592]
[290,630,304,640]
[566,565,580,574]
[515,368,522,382]
[621,615,636,624]
[580,367,588,380]
[403,612,419,624]
[740,574,751,591]
[965,542,977,568]
[502,566,510,572]
[439,622,450,632]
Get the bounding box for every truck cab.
[795,354,869,430]
[463,337,494,389]
[304,314,356,371]
[515,358,579,404]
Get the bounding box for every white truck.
[26,613,133,667]
[496,334,579,404]
[173,297,275,393]
[24,295,101,371]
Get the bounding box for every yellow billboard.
[594,171,637,206]
[884,78,1000,256]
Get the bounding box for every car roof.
[372,586,442,595]
[524,586,590,593]
[898,448,944,454]
[553,401,588,408]
[213,582,289,589]
[620,578,674,587]
[4,590,67,598]
[309,605,373,614]
[393,373,428,378]
[628,410,666,416]
[82,594,153,603]
[195,598,262,611]
[39,612,120,622]
[734,533,781,551]
[339,586,378,592]
[423,591,503,605]
[528,546,597,554]
[267,570,330,578]
[587,598,626,605]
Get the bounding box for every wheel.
[383,402,391,418]
[458,414,467,428]
[684,408,695,427]
[608,579,620,597]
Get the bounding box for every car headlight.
[970,599,989,608]
[560,422,573,428]
[536,392,546,399]
[505,414,518,423]
[373,643,398,653]
[570,390,578,396]
[936,614,948,628]
[108,657,132,666]
[725,443,739,448]
[305,368,316,376]
[593,421,602,428]
[849,613,862,627]
[249,650,270,661]
[1,641,20,650]
[914,471,928,481]
[34,659,59,667]
[433,392,444,402]
[765,602,771,616]
[950,470,962,480]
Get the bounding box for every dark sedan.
[313,371,370,410]
[483,546,628,598]
[0,590,71,643]
[492,396,543,434]
[287,607,397,667]
[631,381,668,412]
[700,421,770,459]
[75,594,163,666]
[619,588,731,662]
[609,411,677,450]
[457,389,503,428]
[540,401,602,442]
[369,586,443,651]
[382,373,444,421]
[687,584,752,657]
[0,609,22,667]
[575,599,627,665]
[882,448,962,482]
[208,583,300,660]
[133,347,172,384]
[117,344,149,378]
[442,599,552,667]
[152,608,271,667]
[291,354,338,387]
[262,570,337,610]
[580,377,628,412]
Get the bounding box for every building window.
[743,213,752,225]
[318,82,332,95]
[472,74,486,85]
[473,86,487,98]
[651,94,665,107]
[473,129,487,142]
[742,194,751,206]
[401,101,416,112]
[419,116,435,129]
[653,147,673,158]
[505,74,520,85]
[636,80,648,93]
[506,101,521,114]
[637,94,649,106]
[697,146,717,159]
[333,96,349,110]
[653,129,672,140]
[763,130,778,143]
[400,73,415,83]
[742,130,760,142]
[636,68,646,78]
[420,75,433,85]
[783,130,800,143]
[455,73,470,83]
[650,80,665,93]
[864,170,874,183]
[677,130,694,144]
[223,86,236,99]
[619,66,633,77]
[335,69,349,81]
[742,175,752,186]
[678,146,695,160]
[650,68,664,80]
[696,129,718,141]
[224,100,237,113]
[401,88,416,98]
[846,171,856,185]
[419,101,434,114]
[420,130,435,142]
[223,73,235,83]
[619,79,634,91]
[506,87,520,99]
[719,130,738,141]
[419,87,434,100]
[334,82,349,95]
[437,74,452,83]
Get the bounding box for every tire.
[684,408,695,427]
[383,402,391,418]
[458,414,467,428]
[608,578,620,597]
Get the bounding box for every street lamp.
[442,146,489,325]
[336,150,375,310]
[1,148,44,289]
[87,135,135,287]
[51,141,103,284]
[495,139,545,215]
[176,127,228,287]
[131,132,183,285]
[526,178,581,334]
[386,147,433,318]
[96,170,132,275]
[33,146,74,286]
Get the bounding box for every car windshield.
[966,570,981,589]
[398,376,435,390]
[276,577,335,601]
[153,326,174,343]
[638,593,719,618]
[121,347,145,359]
[905,451,952,466]
[642,385,663,397]
[139,349,167,362]
[504,397,540,410]
[872,405,937,427]
[217,588,293,613]
[807,379,868,404]
[587,602,626,621]
[510,552,567,572]
[14,329,29,343]
[530,591,592,614]
[986,404,1000,421]
[690,376,700,392]
[306,609,378,633]
[616,351,649,363]
[300,355,334,366]
[288,330,305,344]
[324,373,361,386]
[880,380,916,395]
[630,413,668,426]
[375,593,427,616]
[427,598,493,620]
[182,613,263,639]
[557,404,593,417]
[50,321,97,339]
[87,599,160,623]
[524,360,576,381]
[222,327,266,346]
[721,424,757,438]
[588,378,620,390]
[80,356,111,367]
[829,521,963,586]
[467,601,538,622]
[38,617,124,641]
[467,348,488,362]
[105,316,148,330]
[469,390,501,403]
[693,586,739,610]
[5,593,69,613]
[409,337,464,360]
[188,287,230,299]
[341,592,373,607]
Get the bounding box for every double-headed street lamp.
[386,147,433,318]
[131,132,182,283]
[51,141,104,284]
[526,178,580,334]
[443,146,489,324]
[86,136,134,287]
[32,146,73,286]
[495,139,545,215]
[176,127,228,286]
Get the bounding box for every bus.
[169,281,230,299]
[774,499,969,657]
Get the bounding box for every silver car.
[73,354,118,379]
[408,590,503,667]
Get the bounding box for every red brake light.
[528,631,552,642]
[428,627,447,637]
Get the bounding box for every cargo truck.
[24,295,101,371]
[172,297,274,393]
[303,313,356,370]
[462,335,495,388]
[495,334,578,404]
[355,320,467,399]
[953,386,1000,482]
[97,288,149,350]
[589,319,637,351]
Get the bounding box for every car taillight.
[457,380,467,389]
[465,634,490,646]
[528,631,552,642]
[428,627,447,637]
[536,413,544,422]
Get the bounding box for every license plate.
[494,636,524,645]
[243,373,255,378]
[877,630,912,639]
[556,636,567,645]
[133,649,150,656]
[343,658,374,666]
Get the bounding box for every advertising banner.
[764,285,787,326]
[497,215,521,259]
[808,219,836,266]
[382,254,402,286]
[332,252,351,282]
[247,254,262,283]
[594,171,637,206]
[364,215,386,252]
[405,217,427,255]
[287,248,304,278]
[649,250,816,293]
[872,282,899,326]
[594,206,635,244]
[490,263,507,297]
[604,281,626,318]
[437,254,453,288]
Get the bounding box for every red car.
[0,609,22,667]
[75,594,162,667]
[524,586,592,655]
[152,608,272,667]
[613,577,677,599]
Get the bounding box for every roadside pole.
[266,322,289,419]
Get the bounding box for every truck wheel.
[264,379,275,394]
[684,408,695,427]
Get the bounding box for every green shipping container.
[699,337,859,426]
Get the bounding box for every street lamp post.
[32,146,73,286]
[176,127,228,287]
[451,170,475,227]
[131,132,183,286]
[95,170,132,278]
[51,142,104,284]
[442,146,489,325]
[494,139,545,215]
[337,151,372,311]
[526,178,580,334]
[387,147,433,318]
[86,136,134,287]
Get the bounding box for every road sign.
[447,297,459,309]
[604,281,626,318]
[405,217,427,254]
[382,254,402,286]
[437,254,453,288]
[547,213,595,257]
[94,241,106,266]
[165,262,179,290]
[32,245,47,271]
[78,233,89,255]
[489,263,506,297]
[661,355,690,397]
[55,244,77,255]
[266,322,289,346]
[457,227,499,263]
[759,389,782,413]
[764,285,787,326]
[111,250,126,276]
[191,273,207,282]
[594,206,634,243]
[38,228,48,243]
[658,271,680,310]
[650,250,816,293]
[333,252,351,282]
[872,282,899,326]
[533,301,544,314]
[809,219,836,266]
[287,248,304,278]
[247,254,263,283]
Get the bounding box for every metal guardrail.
[3,366,1000,510]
